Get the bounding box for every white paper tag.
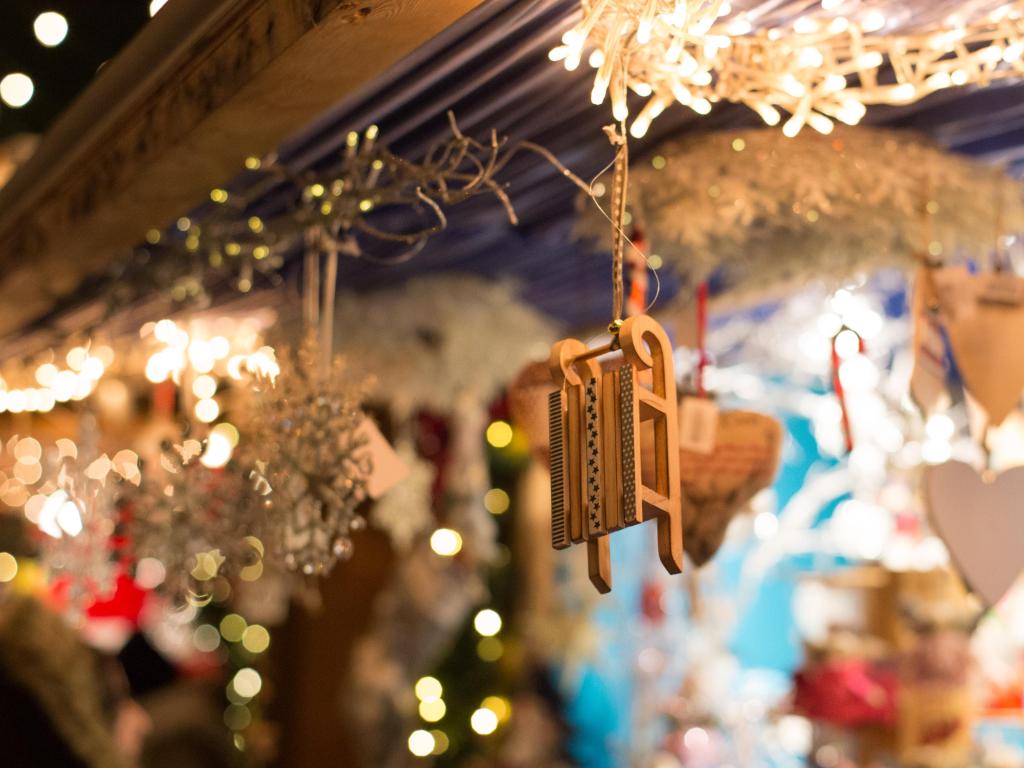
[357,418,409,499]
[678,396,718,455]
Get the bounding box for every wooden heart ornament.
[932,267,1024,427]
[924,460,1024,606]
[679,409,783,566]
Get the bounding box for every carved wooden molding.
[0,0,482,342]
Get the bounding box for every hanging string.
[994,174,1008,272]
[303,228,320,331]
[830,326,864,454]
[320,242,339,376]
[695,280,709,396]
[302,227,340,377]
[606,123,629,328]
[626,227,650,316]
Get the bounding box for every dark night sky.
[0,1,151,140]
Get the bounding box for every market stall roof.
[0,0,484,341]
[2,0,1024,341]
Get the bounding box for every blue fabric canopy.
[203,0,1024,328]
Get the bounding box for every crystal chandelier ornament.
[21,435,141,615]
[552,0,1024,137]
[238,231,378,576]
[244,332,373,575]
[130,437,267,605]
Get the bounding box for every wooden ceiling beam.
[0,0,483,342]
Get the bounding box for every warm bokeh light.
[476,637,503,662]
[192,374,217,399]
[0,553,18,583]
[220,613,247,642]
[419,698,446,723]
[192,624,221,652]
[407,729,435,757]
[482,696,511,723]
[195,397,220,423]
[0,73,34,108]
[232,668,262,698]
[473,609,502,637]
[242,625,271,654]
[470,707,498,735]
[429,528,462,557]
[415,676,443,702]
[430,730,449,755]
[33,11,68,47]
[483,488,510,515]
[485,420,514,448]
[200,429,234,469]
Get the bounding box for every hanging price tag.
[979,272,1024,306]
[357,418,409,499]
[678,396,718,455]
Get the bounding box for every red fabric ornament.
[641,580,666,624]
[794,658,899,727]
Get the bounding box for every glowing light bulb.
[419,699,446,722]
[408,730,435,757]
[470,708,498,735]
[149,0,169,16]
[691,97,712,115]
[807,112,834,135]
[200,430,234,469]
[232,668,262,698]
[752,102,781,126]
[57,499,83,536]
[925,413,956,441]
[192,374,217,400]
[430,528,463,557]
[858,51,884,68]
[781,75,806,98]
[793,16,819,34]
[415,677,443,701]
[836,99,866,125]
[486,420,513,448]
[798,47,824,68]
[195,398,220,423]
[0,73,34,108]
[823,73,847,93]
[782,114,805,137]
[473,609,502,637]
[925,71,952,89]
[860,10,887,32]
[33,12,68,47]
[35,363,58,386]
[888,83,917,102]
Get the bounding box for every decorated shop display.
[5,2,1024,765]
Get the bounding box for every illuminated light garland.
[0,343,113,414]
[552,0,1024,136]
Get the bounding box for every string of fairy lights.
[552,0,1024,137]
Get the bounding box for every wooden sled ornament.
[548,315,683,593]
